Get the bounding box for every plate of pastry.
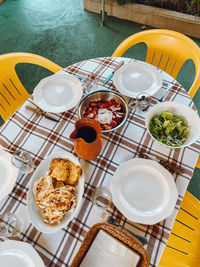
[27,151,84,233]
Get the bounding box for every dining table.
[0,56,200,267]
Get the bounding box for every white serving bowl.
[27,151,84,233]
[145,101,200,148]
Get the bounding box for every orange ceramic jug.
[69,118,102,160]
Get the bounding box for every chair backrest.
[159,191,200,266]
[0,52,63,121]
[112,29,200,99]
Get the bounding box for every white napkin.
[80,230,140,267]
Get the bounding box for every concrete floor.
[0,0,199,199]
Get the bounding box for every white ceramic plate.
[110,158,178,225]
[0,240,44,267]
[33,71,83,113]
[0,150,19,201]
[113,62,163,98]
[27,151,84,233]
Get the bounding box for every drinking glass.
[91,186,112,222]
[82,75,98,95]
[129,93,152,114]
[11,150,34,174]
[0,212,23,238]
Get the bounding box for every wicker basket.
[70,222,149,267]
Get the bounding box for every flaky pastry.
[67,160,82,185]
[33,175,77,224]
[49,158,70,181]
[49,158,82,185]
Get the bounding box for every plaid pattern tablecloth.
[0,57,200,267]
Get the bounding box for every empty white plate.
[0,150,19,201]
[110,158,178,225]
[113,62,163,98]
[33,71,83,113]
[0,240,44,267]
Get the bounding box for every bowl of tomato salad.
[77,90,129,133]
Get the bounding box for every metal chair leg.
[101,0,105,25]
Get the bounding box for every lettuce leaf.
[149,111,189,147]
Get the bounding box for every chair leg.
[101,0,105,25]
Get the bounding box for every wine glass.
[0,212,23,238]
[91,186,112,222]
[11,150,34,174]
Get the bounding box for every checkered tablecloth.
[0,57,200,267]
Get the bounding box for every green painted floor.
[0,0,200,199]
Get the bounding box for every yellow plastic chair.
[159,191,200,267]
[0,52,63,121]
[113,29,200,168]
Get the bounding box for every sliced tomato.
[104,124,112,130]
[86,114,94,119]
[92,110,98,116]
[97,101,103,107]
[84,111,92,116]
[90,102,98,107]
[114,104,121,109]
[113,116,121,123]
[87,107,93,112]
[110,120,117,128]
[100,103,109,108]
[108,99,116,106]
